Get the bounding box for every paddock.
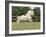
[12,22,40,30]
[12,7,40,30]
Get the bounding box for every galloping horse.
[16,10,34,23]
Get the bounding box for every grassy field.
[12,22,40,31]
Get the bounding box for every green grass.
[12,22,40,31]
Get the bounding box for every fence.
[12,16,40,22]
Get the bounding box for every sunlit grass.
[12,22,40,31]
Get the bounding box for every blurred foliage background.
[12,6,30,16]
[12,6,40,22]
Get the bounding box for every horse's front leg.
[29,19,35,25]
[28,18,33,23]
[29,20,33,22]
[28,17,33,22]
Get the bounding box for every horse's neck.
[26,13,31,16]
[26,14,31,16]
[26,10,34,16]
[26,10,32,15]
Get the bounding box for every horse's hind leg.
[16,19,20,23]
[17,20,20,23]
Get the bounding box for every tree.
[33,7,40,17]
[12,6,30,16]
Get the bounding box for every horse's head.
[31,10,34,16]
